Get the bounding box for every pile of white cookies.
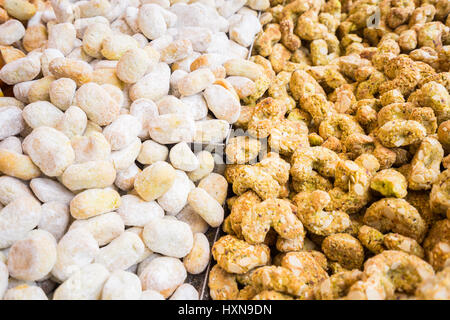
[0,0,267,300]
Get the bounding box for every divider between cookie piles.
[198,8,263,300]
